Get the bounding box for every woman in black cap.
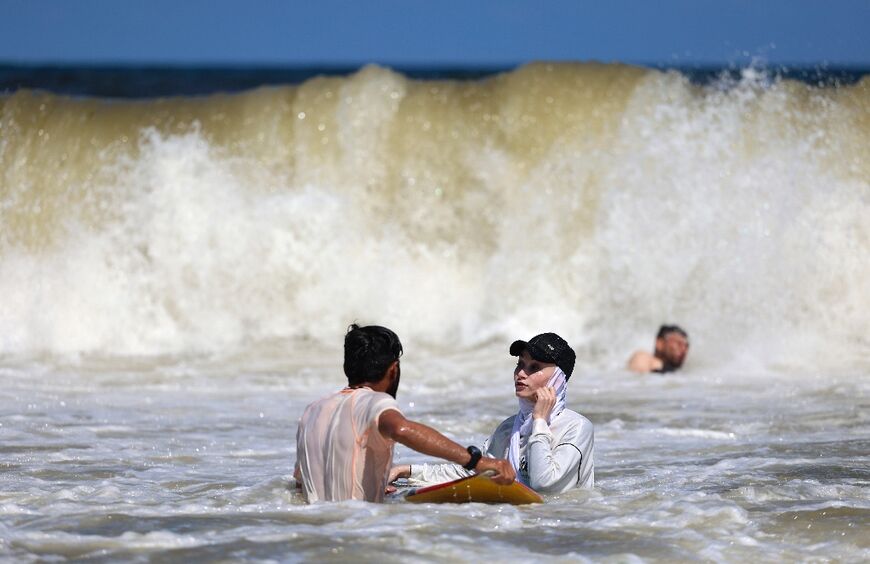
[391,333,594,493]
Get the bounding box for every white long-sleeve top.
[408,409,594,493]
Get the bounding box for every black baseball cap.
[509,333,576,379]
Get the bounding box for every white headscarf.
[507,367,568,483]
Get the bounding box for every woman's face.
[514,350,556,400]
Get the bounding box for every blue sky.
[2,0,869,67]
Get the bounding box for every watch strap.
[463,445,482,470]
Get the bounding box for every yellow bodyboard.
[404,472,543,505]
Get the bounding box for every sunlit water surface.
[2,63,868,562]
[1,348,867,563]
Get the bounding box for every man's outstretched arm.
[378,409,515,485]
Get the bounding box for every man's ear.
[383,360,399,381]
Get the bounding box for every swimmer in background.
[627,325,690,373]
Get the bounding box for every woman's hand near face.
[532,386,556,420]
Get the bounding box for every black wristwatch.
[463,445,482,470]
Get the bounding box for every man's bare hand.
[475,458,515,485]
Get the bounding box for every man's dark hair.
[343,324,403,385]
[657,324,688,340]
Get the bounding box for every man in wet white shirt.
[391,333,594,493]
[293,324,515,503]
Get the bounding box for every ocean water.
[1,63,868,562]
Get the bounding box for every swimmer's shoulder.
[627,350,661,373]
